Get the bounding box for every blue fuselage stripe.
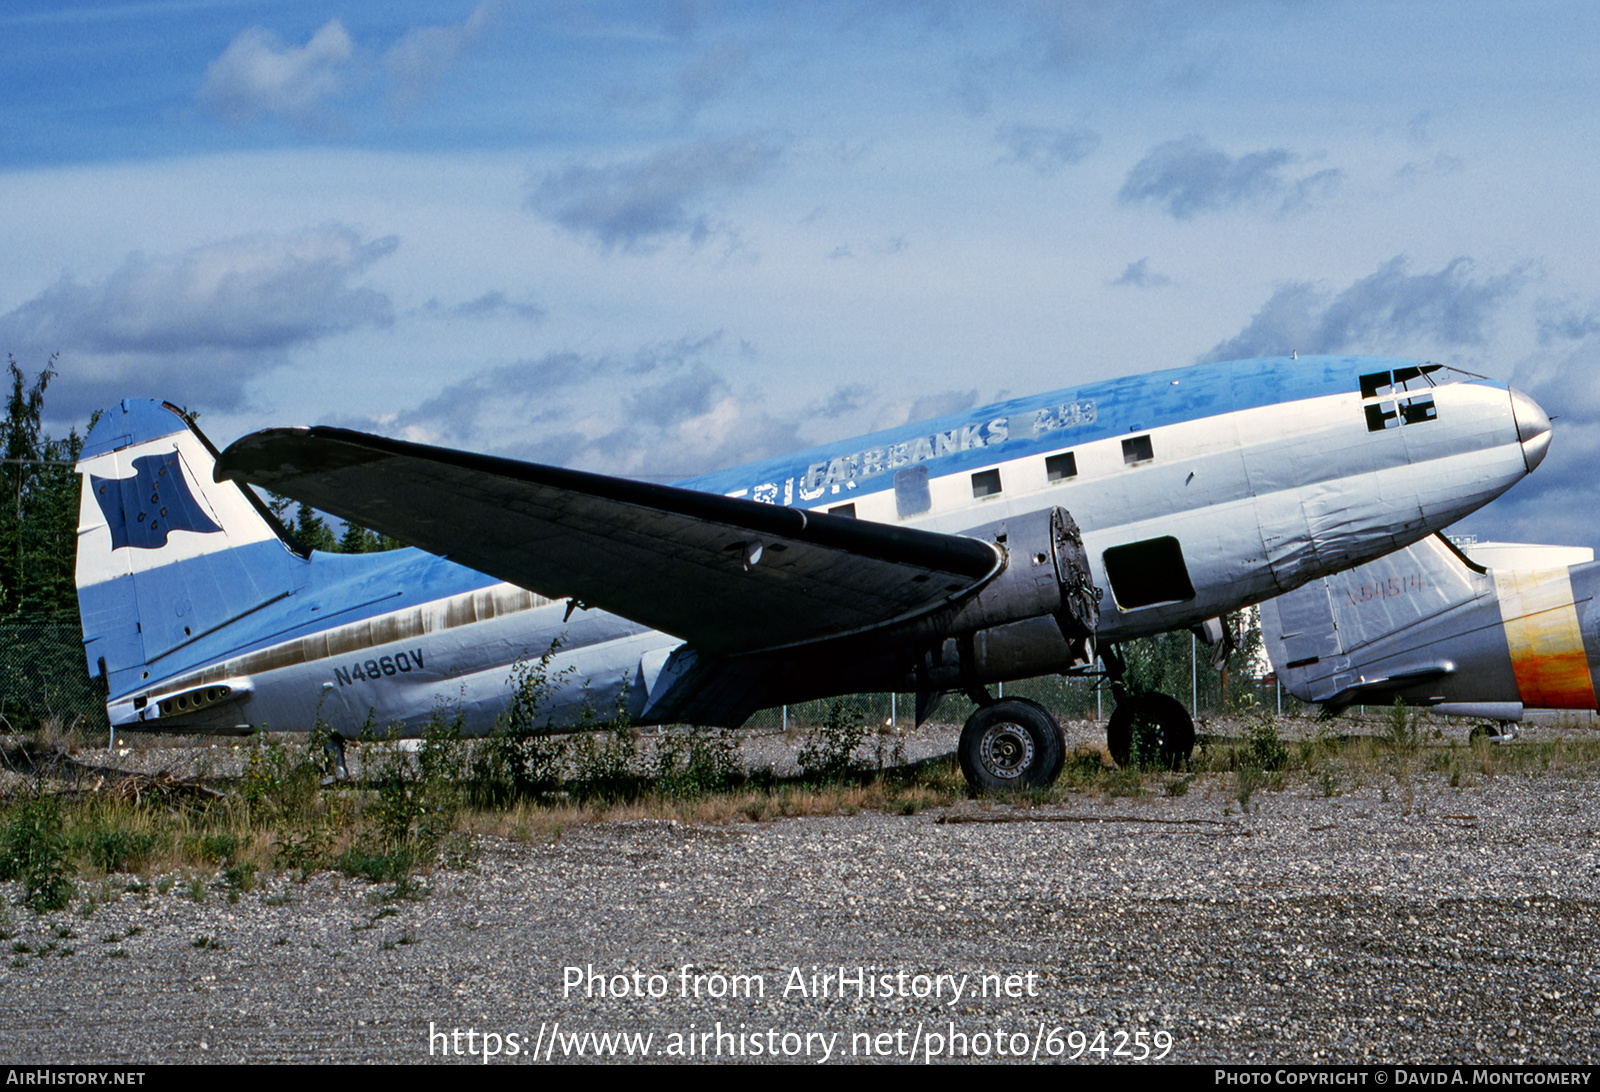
[676,355,1426,499]
[91,354,1442,698]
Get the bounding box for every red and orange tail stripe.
[1492,568,1598,710]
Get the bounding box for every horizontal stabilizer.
[1313,661,1456,709]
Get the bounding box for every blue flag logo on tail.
[92,453,223,550]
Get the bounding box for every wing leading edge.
[215,427,1003,656]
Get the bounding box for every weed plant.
[796,700,868,780]
[0,797,74,912]
[655,729,740,798]
[467,646,572,806]
[6,696,1600,914]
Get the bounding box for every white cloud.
[675,38,758,118]
[421,291,545,323]
[341,335,803,477]
[383,4,494,115]
[1111,258,1171,288]
[995,124,1100,174]
[1,225,397,414]
[1474,337,1600,554]
[1119,136,1342,220]
[198,20,355,131]
[528,136,784,251]
[1199,257,1527,363]
[5,226,395,355]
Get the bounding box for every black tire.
[959,700,1066,792]
[1106,692,1194,769]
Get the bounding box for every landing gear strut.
[958,698,1066,792]
[1469,721,1517,744]
[1099,644,1195,769]
[322,734,348,783]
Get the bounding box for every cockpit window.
[1360,365,1441,432]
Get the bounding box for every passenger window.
[894,465,931,517]
[1102,536,1196,609]
[1045,451,1077,482]
[971,469,1002,498]
[1122,435,1153,465]
[828,503,856,518]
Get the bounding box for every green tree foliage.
[0,358,85,619]
[337,520,404,554]
[1120,610,1265,714]
[294,507,403,554]
[293,503,339,554]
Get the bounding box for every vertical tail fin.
[1261,534,1490,705]
[76,400,303,701]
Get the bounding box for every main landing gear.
[1099,644,1194,770]
[958,697,1066,793]
[953,644,1199,793]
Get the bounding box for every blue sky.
[5,1,1600,551]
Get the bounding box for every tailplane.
[76,400,302,703]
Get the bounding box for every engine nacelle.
[916,506,1100,689]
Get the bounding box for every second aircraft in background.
[1263,534,1599,737]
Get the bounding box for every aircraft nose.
[1509,387,1551,473]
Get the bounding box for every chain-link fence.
[0,616,1306,739]
[741,676,1106,733]
[0,618,106,732]
[740,667,1306,734]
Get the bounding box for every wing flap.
[216,428,1002,655]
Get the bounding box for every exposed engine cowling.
[916,506,1099,689]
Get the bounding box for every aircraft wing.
[215,428,1002,656]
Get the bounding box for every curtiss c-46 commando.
[74,355,1550,790]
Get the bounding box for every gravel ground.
[3,720,1600,1065]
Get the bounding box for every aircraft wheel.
[959,700,1066,792]
[1106,692,1194,769]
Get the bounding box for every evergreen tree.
[336,519,404,553]
[0,357,83,618]
[293,502,339,554]
[264,490,294,523]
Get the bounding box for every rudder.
[76,400,303,702]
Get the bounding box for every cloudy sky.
[5,1,1600,550]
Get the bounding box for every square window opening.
[1045,451,1078,482]
[971,468,1002,498]
[1102,536,1196,610]
[1122,435,1154,465]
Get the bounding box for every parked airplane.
[76,355,1550,790]
[1262,533,1599,735]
